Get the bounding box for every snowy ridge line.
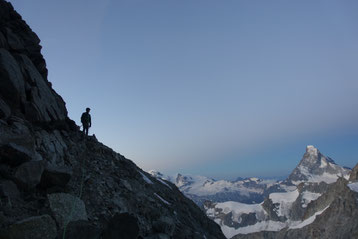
[289,205,330,229]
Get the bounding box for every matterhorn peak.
[286,146,350,184]
[301,145,321,165]
[306,145,319,156]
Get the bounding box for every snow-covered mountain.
[204,146,355,238]
[148,171,280,206]
[285,145,350,185]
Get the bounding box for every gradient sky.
[9,0,358,179]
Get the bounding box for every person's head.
[86,107,90,113]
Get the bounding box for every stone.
[0,180,20,198]
[14,160,45,189]
[102,213,139,239]
[59,220,102,239]
[48,193,88,228]
[5,214,57,239]
[41,164,72,188]
[0,143,34,166]
[35,130,67,165]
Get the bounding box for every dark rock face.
[0,1,225,238]
[102,213,140,239]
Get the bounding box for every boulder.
[48,193,88,228]
[41,164,72,188]
[35,130,67,165]
[5,214,57,239]
[0,143,34,166]
[14,160,45,190]
[0,180,20,198]
[102,213,139,239]
[59,220,102,239]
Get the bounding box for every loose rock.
[14,160,45,189]
[48,193,87,228]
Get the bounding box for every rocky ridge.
[0,1,225,238]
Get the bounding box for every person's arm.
[89,114,92,127]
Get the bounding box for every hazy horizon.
[9,0,358,179]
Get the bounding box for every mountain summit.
[286,145,350,184]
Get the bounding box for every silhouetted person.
[81,107,91,136]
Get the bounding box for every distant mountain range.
[150,145,358,239]
[149,170,282,206]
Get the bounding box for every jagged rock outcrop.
[0,1,68,123]
[0,1,225,238]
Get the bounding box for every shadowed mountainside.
[0,1,225,238]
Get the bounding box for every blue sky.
[9,0,358,179]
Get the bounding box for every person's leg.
[83,123,88,136]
